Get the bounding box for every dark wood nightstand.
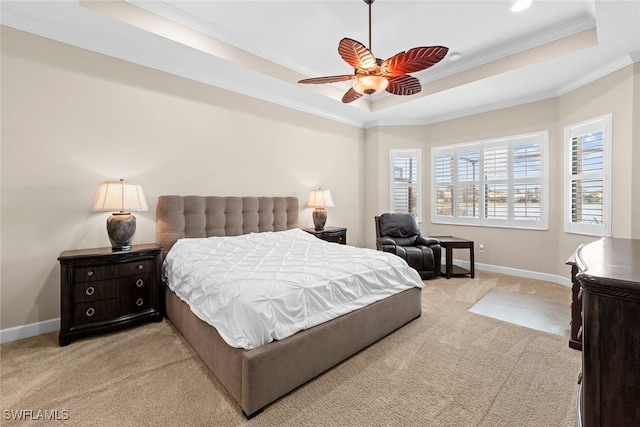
[58,244,163,346]
[303,227,347,245]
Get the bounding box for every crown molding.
[556,54,634,96]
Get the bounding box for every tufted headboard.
[156,195,299,255]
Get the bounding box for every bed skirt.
[165,286,422,417]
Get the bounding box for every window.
[432,132,548,229]
[564,114,612,237]
[434,148,454,218]
[390,149,421,221]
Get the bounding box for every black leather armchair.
[375,213,441,279]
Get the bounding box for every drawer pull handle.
[136,298,144,307]
[87,270,94,277]
[136,279,144,287]
[86,286,95,296]
[86,307,95,317]
[137,264,144,270]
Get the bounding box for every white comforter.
[164,228,423,349]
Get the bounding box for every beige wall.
[364,126,434,249]
[0,28,364,330]
[557,65,637,266]
[366,66,638,279]
[633,62,640,239]
[1,25,638,333]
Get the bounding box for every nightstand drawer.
[321,231,346,244]
[74,259,155,283]
[58,244,163,346]
[74,273,153,303]
[74,293,153,326]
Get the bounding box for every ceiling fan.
[298,0,449,104]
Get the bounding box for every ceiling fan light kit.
[353,75,388,95]
[298,0,448,103]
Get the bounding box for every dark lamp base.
[106,212,137,251]
[312,207,327,231]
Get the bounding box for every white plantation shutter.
[390,149,421,221]
[432,131,548,230]
[434,149,454,218]
[564,114,611,236]
[484,142,509,223]
[512,136,543,223]
[457,148,480,220]
[484,145,509,181]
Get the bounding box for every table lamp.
[93,179,148,251]
[308,188,334,231]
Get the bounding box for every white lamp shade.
[308,188,335,208]
[93,179,148,212]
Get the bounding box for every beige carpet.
[1,272,581,426]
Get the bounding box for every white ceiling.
[2,1,639,128]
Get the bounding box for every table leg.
[469,244,475,278]
[446,246,453,279]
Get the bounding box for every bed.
[157,195,423,418]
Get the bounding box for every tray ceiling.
[2,0,639,128]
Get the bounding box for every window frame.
[389,149,422,222]
[563,114,612,237]
[431,131,548,230]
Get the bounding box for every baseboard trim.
[0,263,570,345]
[1,318,60,345]
[453,259,572,287]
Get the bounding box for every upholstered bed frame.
[157,195,422,418]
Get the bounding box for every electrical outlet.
[478,244,485,253]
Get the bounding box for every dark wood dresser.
[574,238,640,427]
[566,243,585,351]
[58,244,163,346]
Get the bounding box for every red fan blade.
[339,38,377,70]
[342,87,363,103]
[386,75,422,96]
[298,75,356,84]
[382,46,449,76]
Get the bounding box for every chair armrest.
[376,237,397,246]
[376,237,397,252]
[416,235,440,246]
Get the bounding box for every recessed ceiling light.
[449,52,461,61]
[511,0,532,12]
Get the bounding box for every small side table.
[303,226,347,245]
[432,236,475,279]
